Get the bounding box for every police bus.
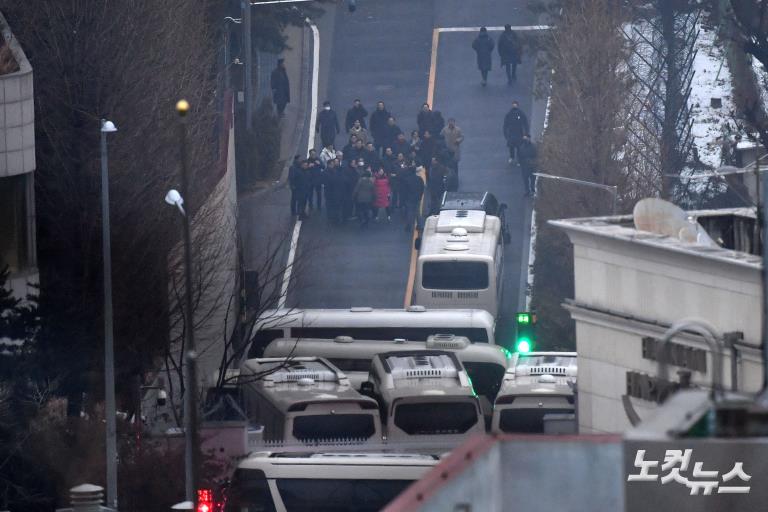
[262,334,509,407]
[491,351,577,434]
[239,356,382,444]
[246,306,497,360]
[224,451,440,512]
[412,192,507,318]
[363,350,485,443]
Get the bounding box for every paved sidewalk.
[239,21,312,280]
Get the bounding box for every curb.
[517,47,550,313]
[241,22,313,200]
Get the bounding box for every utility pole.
[242,0,253,131]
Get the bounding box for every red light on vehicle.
[197,488,213,512]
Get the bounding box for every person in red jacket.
[373,168,392,222]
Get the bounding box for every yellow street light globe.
[176,99,190,116]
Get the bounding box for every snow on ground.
[751,53,768,111]
[688,21,733,169]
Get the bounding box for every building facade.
[552,208,763,433]
[0,11,36,299]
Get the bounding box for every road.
[247,0,547,348]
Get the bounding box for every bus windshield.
[277,478,414,511]
[292,414,376,441]
[394,402,478,435]
[422,261,489,290]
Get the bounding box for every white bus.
[238,356,382,443]
[365,350,485,443]
[413,207,504,318]
[224,451,439,512]
[491,352,577,434]
[246,307,497,359]
[262,334,509,405]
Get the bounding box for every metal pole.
[177,101,200,505]
[243,0,253,131]
[100,120,118,510]
[761,154,768,393]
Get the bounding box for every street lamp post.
[533,172,618,215]
[166,100,200,505]
[100,118,118,510]
[223,17,242,92]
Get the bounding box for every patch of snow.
[750,54,768,111]
[688,22,734,169]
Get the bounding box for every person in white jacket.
[320,144,337,168]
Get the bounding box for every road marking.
[404,23,550,308]
[427,28,440,107]
[278,219,302,309]
[278,19,319,310]
[437,25,551,33]
[306,18,320,153]
[404,29,440,308]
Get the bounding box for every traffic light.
[514,312,536,353]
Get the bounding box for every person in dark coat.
[306,149,324,210]
[384,116,403,151]
[417,130,437,169]
[352,170,375,227]
[342,134,359,164]
[503,100,530,164]
[363,142,380,169]
[401,166,424,232]
[345,99,368,131]
[471,27,495,86]
[316,100,340,148]
[497,24,522,84]
[388,152,408,209]
[324,158,344,224]
[428,156,450,214]
[392,132,410,159]
[348,139,365,164]
[417,103,434,136]
[288,156,310,219]
[270,58,290,116]
[517,135,537,196]
[369,101,391,153]
[340,161,360,222]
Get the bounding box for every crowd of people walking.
[289,98,466,231]
[286,26,537,228]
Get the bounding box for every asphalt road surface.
[283,0,546,347]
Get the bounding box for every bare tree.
[530,0,631,348]
[728,0,768,153]
[0,0,220,401]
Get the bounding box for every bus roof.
[263,336,509,367]
[239,357,378,413]
[252,307,496,330]
[419,214,501,259]
[236,451,439,479]
[371,350,476,402]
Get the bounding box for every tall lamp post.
[165,100,200,505]
[534,172,618,215]
[100,119,118,510]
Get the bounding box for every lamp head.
[101,120,117,133]
[165,189,183,206]
[176,99,190,117]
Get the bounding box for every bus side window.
[249,329,283,358]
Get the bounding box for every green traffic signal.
[514,312,536,353]
[515,338,532,353]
